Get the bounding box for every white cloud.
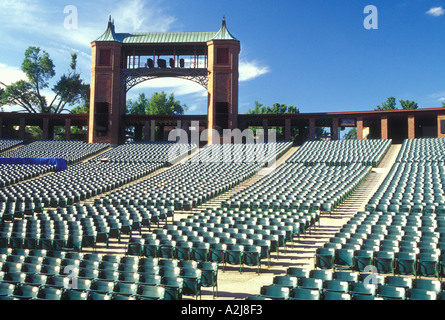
[239,59,270,82]
[187,105,199,113]
[426,7,445,17]
[431,91,445,100]
[134,77,207,97]
[0,64,61,112]
[0,0,176,50]
[0,64,27,85]
[0,0,45,27]
[110,0,176,33]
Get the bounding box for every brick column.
[134,125,143,141]
[357,117,364,140]
[285,119,291,141]
[64,118,71,141]
[19,118,26,140]
[182,120,189,137]
[381,116,388,140]
[331,118,339,140]
[144,121,150,141]
[438,115,445,138]
[408,115,415,139]
[42,118,49,140]
[150,120,156,141]
[309,118,315,141]
[262,119,269,143]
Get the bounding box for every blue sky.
[0,0,445,115]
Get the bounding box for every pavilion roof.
[94,16,238,44]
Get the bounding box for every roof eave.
[211,21,238,41]
[94,16,121,42]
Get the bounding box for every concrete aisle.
[197,144,401,300]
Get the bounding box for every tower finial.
[107,15,115,33]
[222,15,226,27]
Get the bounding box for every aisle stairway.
[211,144,402,300]
[179,146,300,217]
[289,144,402,270]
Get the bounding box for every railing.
[121,67,209,92]
[125,56,207,70]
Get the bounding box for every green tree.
[375,96,397,111]
[70,104,89,114]
[126,93,149,115]
[246,100,265,114]
[245,101,300,140]
[316,127,329,140]
[442,102,445,108]
[246,101,300,115]
[344,128,357,140]
[1,46,89,113]
[399,99,418,109]
[126,92,188,115]
[148,91,187,115]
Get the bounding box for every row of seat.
[0,200,176,251]
[249,267,445,300]
[0,142,289,255]
[0,142,192,214]
[0,164,56,188]
[98,162,264,211]
[0,283,160,300]
[125,206,321,274]
[188,142,292,165]
[367,162,445,212]
[0,142,202,221]
[341,138,445,282]
[89,141,197,165]
[0,249,218,300]
[318,204,445,277]
[223,163,372,213]
[0,139,379,300]
[0,162,164,220]
[286,139,392,167]
[0,140,109,165]
[316,245,445,279]
[396,138,445,163]
[0,139,25,153]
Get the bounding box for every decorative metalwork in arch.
[121,68,209,92]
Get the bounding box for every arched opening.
[124,77,208,143]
